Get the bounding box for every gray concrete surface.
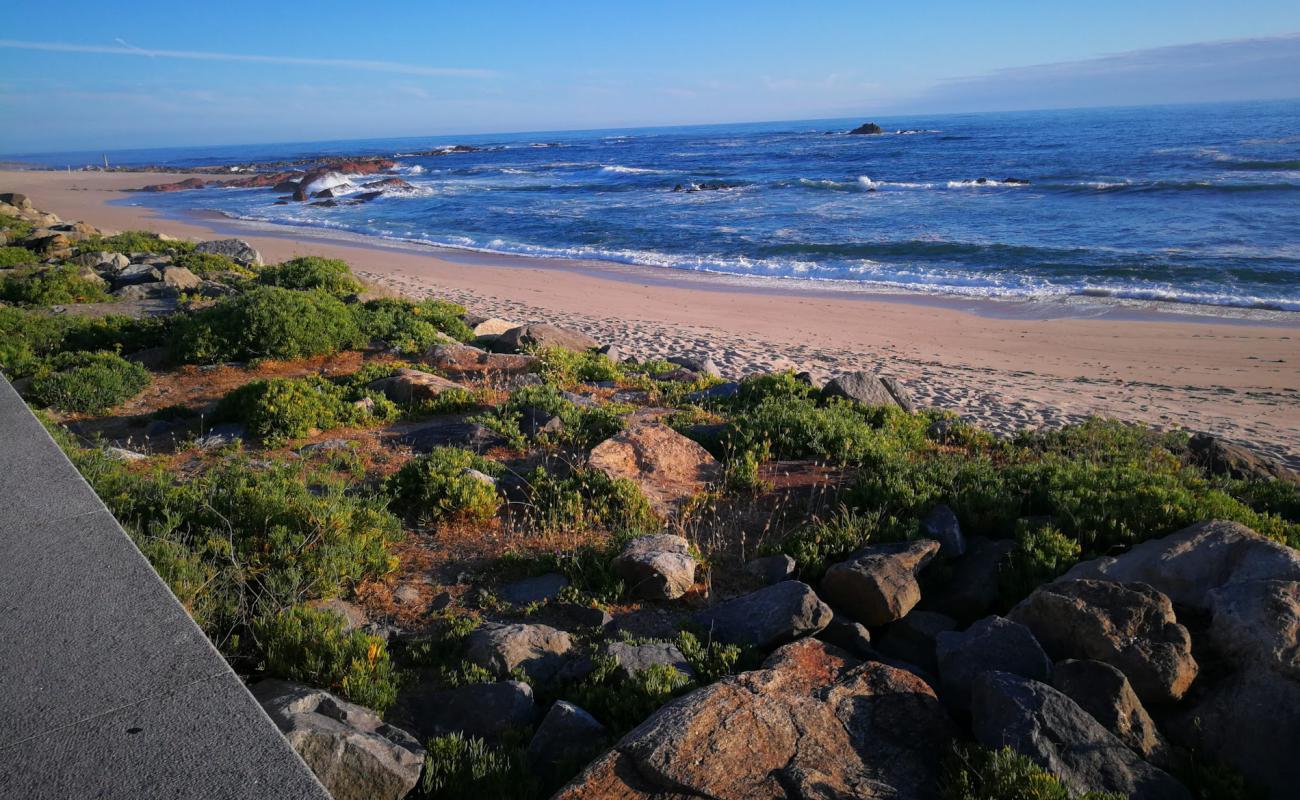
[0,376,331,799]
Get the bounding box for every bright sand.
[4,168,1297,468]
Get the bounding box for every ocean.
[17,100,1300,314]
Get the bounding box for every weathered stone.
[527,701,610,783]
[666,355,722,378]
[1010,580,1198,703]
[425,343,538,377]
[194,238,263,267]
[745,554,797,585]
[159,266,202,291]
[608,641,695,682]
[1061,519,1300,611]
[936,615,1051,711]
[465,623,574,684]
[497,323,599,353]
[815,610,874,658]
[469,317,516,338]
[252,680,424,800]
[404,680,537,740]
[366,368,463,404]
[519,405,563,438]
[692,581,833,650]
[1188,432,1299,484]
[921,537,1016,622]
[193,422,244,449]
[114,262,162,286]
[972,672,1189,800]
[588,423,719,514]
[612,534,697,600]
[877,610,957,675]
[554,639,957,800]
[1207,579,1300,679]
[397,417,502,454]
[1051,659,1167,762]
[102,445,147,462]
[499,573,569,606]
[820,539,941,626]
[921,504,965,558]
[684,381,740,402]
[821,370,913,411]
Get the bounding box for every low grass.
[26,350,149,412]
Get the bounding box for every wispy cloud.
[0,38,499,79]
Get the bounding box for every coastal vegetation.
[2,194,1296,800]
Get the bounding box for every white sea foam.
[600,165,665,174]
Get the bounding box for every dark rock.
[1051,659,1167,762]
[425,343,539,377]
[921,504,965,558]
[814,609,874,657]
[612,534,697,600]
[685,381,740,403]
[139,177,206,192]
[744,554,796,585]
[368,368,463,404]
[821,370,914,411]
[194,423,245,449]
[921,537,1016,622]
[404,680,537,740]
[820,539,941,626]
[397,417,503,454]
[499,573,570,606]
[1207,578,1300,679]
[692,581,833,650]
[667,355,721,378]
[526,701,610,784]
[465,623,574,685]
[554,602,614,630]
[848,122,885,135]
[936,615,1051,711]
[1188,432,1298,484]
[194,238,263,267]
[877,610,957,675]
[607,641,695,682]
[519,406,564,438]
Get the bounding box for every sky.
[2,1,1299,153]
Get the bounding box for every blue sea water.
[19,100,1300,312]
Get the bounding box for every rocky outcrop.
[366,368,463,404]
[666,355,722,378]
[194,238,263,267]
[159,265,202,292]
[1009,580,1198,703]
[465,623,574,684]
[935,615,1051,711]
[139,177,206,192]
[1207,579,1299,678]
[692,581,833,650]
[920,537,1015,623]
[821,371,915,411]
[820,539,940,626]
[397,417,502,453]
[1188,432,1299,484]
[587,423,720,514]
[526,701,610,784]
[849,122,885,135]
[921,504,965,558]
[876,610,956,674]
[745,554,797,585]
[612,534,698,600]
[972,671,1189,800]
[425,343,539,377]
[1051,659,1167,762]
[1060,519,1300,610]
[496,323,599,353]
[554,639,957,800]
[252,680,424,800]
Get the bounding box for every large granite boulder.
[1009,580,1198,703]
[194,238,263,267]
[424,343,539,377]
[972,672,1189,800]
[159,265,202,292]
[403,680,537,740]
[497,323,599,353]
[251,680,424,800]
[526,701,611,784]
[553,638,957,800]
[1051,659,1167,762]
[587,423,720,514]
[692,581,833,650]
[820,539,941,626]
[935,615,1051,711]
[612,534,697,600]
[367,368,463,404]
[1061,520,1300,611]
[822,371,915,412]
[465,623,574,684]
[1207,579,1299,679]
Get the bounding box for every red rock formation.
[139,177,206,192]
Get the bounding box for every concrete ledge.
[0,376,330,799]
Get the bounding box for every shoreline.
[4,168,1298,469]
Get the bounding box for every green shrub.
[0,245,38,267]
[942,744,1124,800]
[174,249,251,277]
[259,256,362,296]
[775,506,883,578]
[172,286,364,363]
[722,395,887,463]
[523,466,658,532]
[255,605,398,712]
[675,630,745,684]
[534,347,625,386]
[216,376,393,445]
[999,524,1082,606]
[79,230,193,255]
[731,370,816,405]
[565,655,692,734]
[386,447,503,524]
[26,351,149,412]
[475,384,623,450]
[0,215,34,240]
[0,309,171,379]
[1,265,110,305]
[415,733,536,800]
[354,297,473,352]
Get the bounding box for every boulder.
[519,405,564,438]
[553,639,957,800]
[935,615,1051,711]
[159,266,202,291]
[692,581,833,650]
[1009,580,1198,704]
[1207,579,1299,679]
[526,701,610,783]
[403,680,537,740]
[607,641,695,682]
[1188,432,1299,484]
[921,504,965,558]
[821,370,914,411]
[425,343,538,377]
[745,554,797,585]
[366,368,463,404]
[114,262,163,286]
[814,610,874,658]
[23,230,72,257]
[587,423,720,514]
[849,122,885,135]
[0,192,31,208]
[920,537,1016,623]
[1060,519,1300,611]
[139,177,206,192]
[877,610,957,674]
[397,417,502,454]
[971,672,1190,800]
[497,323,599,353]
[252,680,424,800]
[684,381,740,403]
[465,623,574,684]
[469,317,517,338]
[666,355,722,378]
[820,539,941,626]
[1051,659,1167,762]
[499,573,569,606]
[612,534,697,600]
[193,238,263,267]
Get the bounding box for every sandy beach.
[4,168,1298,468]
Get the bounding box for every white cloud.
[0,38,499,79]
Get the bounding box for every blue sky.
[2,1,1299,153]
